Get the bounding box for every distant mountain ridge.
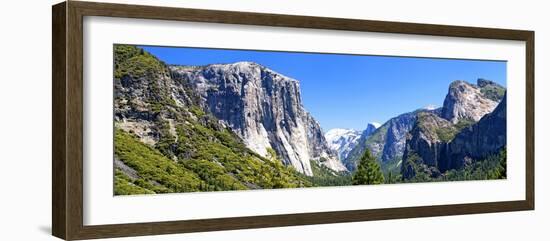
[112,45,507,194]
[344,109,430,171]
[344,79,505,174]
[325,123,379,161]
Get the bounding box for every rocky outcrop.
[402,94,506,179]
[170,62,346,175]
[441,80,502,124]
[477,78,507,102]
[401,112,455,179]
[380,111,419,163]
[343,111,421,171]
[400,79,505,179]
[114,47,191,146]
[444,95,507,170]
[113,46,315,193]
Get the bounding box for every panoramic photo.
[113,44,507,195]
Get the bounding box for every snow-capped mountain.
[423,104,439,111]
[325,128,361,161]
[325,122,380,161]
[369,122,381,129]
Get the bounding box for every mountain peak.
[422,104,439,111]
[441,79,499,124]
[229,61,260,68]
[325,128,362,161]
[325,128,360,140]
[476,78,505,102]
[170,60,343,175]
[203,61,260,70]
[477,78,499,88]
[368,122,381,129]
[210,61,299,83]
[449,80,476,89]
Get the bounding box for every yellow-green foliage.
[183,159,247,191]
[173,121,312,189]
[454,119,475,131]
[114,110,312,194]
[480,84,506,102]
[435,119,475,142]
[435,126,459,142]
[114,170,155,195]
[114,129,204,194]
[114,45,165,79]
[113,45,312,195]
[307,160,352,186]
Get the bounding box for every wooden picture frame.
[52,1,534,240]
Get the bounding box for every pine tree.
[352,149,385,185]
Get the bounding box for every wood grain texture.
[51,1,535,240]
[72,1,533,40]
[525,32,535,210]
[52,2,67,239]
[74,201,530,240]
[66,1,85,240]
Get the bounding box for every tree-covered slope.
[401,94,507,181]
[113,45,312,195]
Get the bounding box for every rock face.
[401,112,456,178]
[343,79,505,177]
[441,80,500,124]
[445,95,507,170]
[113,46,313,193]
[114,48,190,146]
[343,111,420,171]
[401,80,506,180]
[380,111,420,163]
[170,62,346,175]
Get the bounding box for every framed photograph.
[52,1,534,240]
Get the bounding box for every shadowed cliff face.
[330,78,506,179]
[445,95,507,170]
[402,112,456,169]
[170,62,346,176]
[380,111,420,163]
[401,81,506,180]
[344,110,432,172]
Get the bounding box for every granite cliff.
[113,45,313,194]
[401,80,506,180]
[170,62,346,175]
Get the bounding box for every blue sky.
[141,45,506,132]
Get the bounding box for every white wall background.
[0,0,547,240]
